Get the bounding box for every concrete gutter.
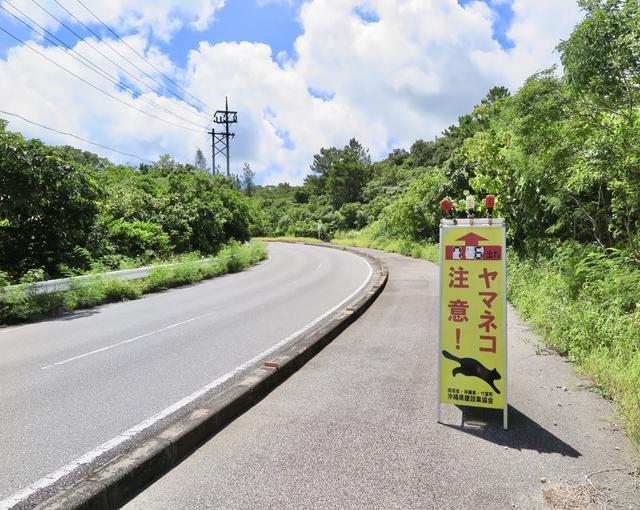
[32,245,387,510]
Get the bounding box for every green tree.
[559,0,640,121]
[0,121,99,277]
[306,138,371,209]
[241,162,256,196]
[102,219,172,259]
[194,148,208,172]
[377,168,447,242]
[558,0,640,254]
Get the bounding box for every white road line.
[2,251,276,342]
[40,248,275,370]
[39,246,318,369]
[40,312,217,370]
[0,254,373,510]
[0,324,33,336]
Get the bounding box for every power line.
[72,0,214,116]
[1,2,208,130]
[0,24,206,133]
[0,109,154,163]
[27,0,211,124]
[50,0,212,118]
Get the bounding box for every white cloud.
[0,0,584,184]
[1,0,225,40]
[0,36,206,164]
[472,0,583,88]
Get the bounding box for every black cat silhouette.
[442,350,501,394]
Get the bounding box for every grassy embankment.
[509,248,640,444]
[0,241,267,325]
[265,231,640,444]
[258,231,440,260]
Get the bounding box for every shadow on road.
[55,309,102,321]
[443,405,581,458]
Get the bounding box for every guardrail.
[0,256,226,296]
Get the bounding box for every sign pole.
[502,224,508,430]
[437,224,444,424]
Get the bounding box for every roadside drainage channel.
[27,245,387,510]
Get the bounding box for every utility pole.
[208,126,215,174]
[209,97,237,176]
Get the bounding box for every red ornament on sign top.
[485,195,495,209]
[440,198,453,213]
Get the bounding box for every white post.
[502,224,509,430]
[437,223,444,424]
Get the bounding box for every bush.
[102,219,172,260]
[0,241,268,325]
[376,168,447,243]
[508,246,640,442]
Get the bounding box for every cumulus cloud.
[472,0,583,88]
[1,0,225,40]
[0,35,206,163]
[0,0,584,184]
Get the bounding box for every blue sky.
[0,1,517,78]
[158,0,517,69]
[161,1,304,68]
[0,1,304,66]
[0,0,582,184]
[0,1,303,62]
[159,0,518,68]
[459,0,516,49]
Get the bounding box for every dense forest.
[1,0,639,437]
[0,127,262,283]
[256,0,640,260]
[255,0,640,441]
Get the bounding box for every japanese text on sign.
[439,225,506,410]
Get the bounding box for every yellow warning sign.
[438,220,507,411]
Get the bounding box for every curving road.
[0,243,372,506]
[124,248,639,510]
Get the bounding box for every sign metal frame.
[436,218,508,430]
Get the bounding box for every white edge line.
[0,253,257,339]
[0,324,32,336]
[41,244,315,369]
[41,314,216,370]
[0,252,373,510]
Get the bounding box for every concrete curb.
[33,244,388,510]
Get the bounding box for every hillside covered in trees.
[1,0,638,437]
[0,125,262,284]
[257,0,640,259]
[253,0,640,440]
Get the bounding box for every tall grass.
[258,230,440,261]
[508,246,640,442]
[0,241,268,325]
[332,228,439,262]
[311,229,640,443]
[255,236,324,245]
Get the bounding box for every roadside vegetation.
[0,241,267,325]
[0,132,262,283]
[1,0,638,441]
[0,124,265,323]
[253,1,640,443]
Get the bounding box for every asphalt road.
[0,243,372,505]
[126,249,639,510]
